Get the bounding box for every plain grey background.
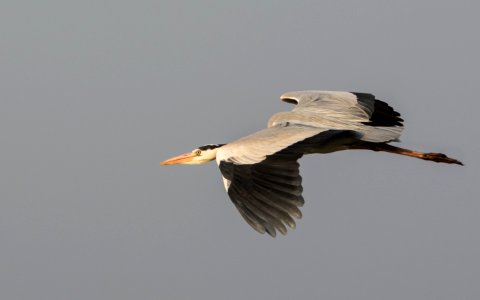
[1,1,479,299]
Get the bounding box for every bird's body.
[161,91,462,237]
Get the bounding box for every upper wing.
[270,90,404,142]
[280,90,375,123]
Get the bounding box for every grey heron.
[161,91,463,237]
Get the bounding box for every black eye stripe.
[198,144,225,151]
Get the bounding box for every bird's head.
[160,144,225,165]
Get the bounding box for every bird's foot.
[422,152,463,165]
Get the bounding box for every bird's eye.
[194,150,202,156]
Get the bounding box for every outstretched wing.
[270,91,404,142]
[219,153,303,237]
[217,126,358,237]
[280,90,376,123]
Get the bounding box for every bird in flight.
[161,91,463,237]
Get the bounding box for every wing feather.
[273,90,404,143]
[220,156,304,237]
[217,125,328,165]
[217,128,358,236]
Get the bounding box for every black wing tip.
[352,93,404,127]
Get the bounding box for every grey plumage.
[215,91,405,237]
[162,90,462,237]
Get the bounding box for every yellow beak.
[160,152,196,165]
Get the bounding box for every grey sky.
[1,1,479,299]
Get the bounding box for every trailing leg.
[352,142,463,165]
